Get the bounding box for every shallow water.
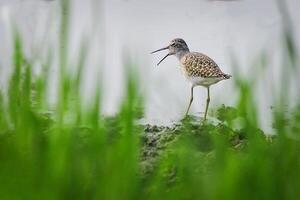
[0,0,299,133]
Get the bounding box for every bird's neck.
[175,49,190,60]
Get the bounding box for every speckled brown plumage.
[181,52,230,79]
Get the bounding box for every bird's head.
[151,38,189,66]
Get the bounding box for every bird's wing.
[182,52,228,78]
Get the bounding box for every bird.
[151,38,231,120]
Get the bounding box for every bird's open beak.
[151,46,171,66]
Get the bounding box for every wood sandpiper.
[151,38,231,120]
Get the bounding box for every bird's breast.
[179,60,189,79]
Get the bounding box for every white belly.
[187,76,223,87]
[180,64,223,87]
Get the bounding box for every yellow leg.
[204,87,210,120]
[185,86,194,116]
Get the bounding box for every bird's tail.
[223,74,232,79]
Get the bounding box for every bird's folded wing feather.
[182,52,227,78]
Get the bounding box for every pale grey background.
[0,0,299,133]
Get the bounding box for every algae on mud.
[139,107,249,178]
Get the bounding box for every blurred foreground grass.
[0,1,300,199]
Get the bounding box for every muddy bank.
[139,114,248,177]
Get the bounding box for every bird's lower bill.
[156,53,172,66]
